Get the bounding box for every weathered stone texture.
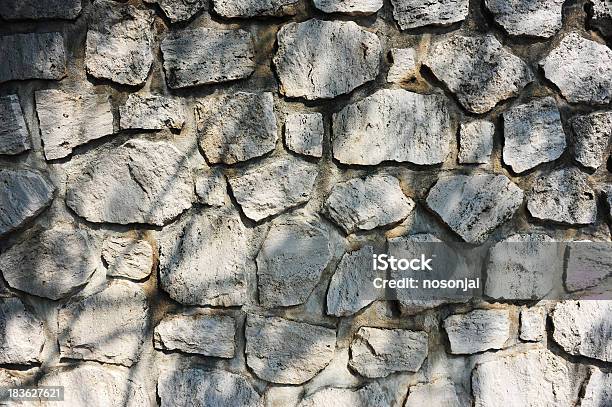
[581,369,612,407]
[102,236,153,280]
[387,48,418,83]
[459,120,494,164]
[333,89,452,165]
[298,383,390,407]
[213,0,298,17]
[520,307,546,342]
[0,0,81,20]
[588,0,612,39]
[285,113,324,158]
[566,243,612,292]
[314,0,383,15]
[405,380,461,407]
[0,297,45,365]
[120,94,185,131]
[143,0,206,23]
[484,0,564,38]
[0,95,31,155]
[274,20,381,100]
[571,111,612,170]
[195,169,228,207]
[444,309,511,354]
[391,0,469,29]
[0,33,66,83]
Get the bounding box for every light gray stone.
[552,300,612,362]
[527,168,597,225]
[405,380,461,407]
[314,0,383,15]
[459,120,494,164]
[158,368,260,407]
[195,169,228,207]
[162,28,255,89]
[424,34,533,114]
[159,207,251,307]
[58,280,148,367]
[503,97,566,173]
[213,0,298,17]
[257,216,331,307]
[391,0,468,30]
[520,307,546,342]
[540,33,612,105]
[36,89,114,160]
[143,0,206,23]
[387,48,418,83]
[102,236,153,280]
[154,313,236,358]
[566,242,612,292]
[484,0,564,38]
[324,174,415,234]
[298,383,390,407]
[66,139,194,226]
[86,0,155,86]
[245,315,336,384]
[426,174,524,244]
[581,368,612,407]
[228,156,318,222]
[0,297,44,365]
[0,95,31,155]
[0,32,66,83]
[285,113,324,158]
[348,327,428,378]
[0,225,97,300]
[274,19,381,100]
[589,0,612,39]
[571,111,612,171]
[0,168,55,237]
[196,92,277,164]
[119,94,185,131]
[0,368,39,395]
[0,0,81,20]
[444,309,511,354]
[332,89,452,165]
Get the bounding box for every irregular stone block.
[0,32,66,83]
[119,94,185,131]
[405,380,461,407]
[540,33,612,105]
[387,48,418,83]
[0,168,55,237]
[257,216,331,307]
[426,174,524,244]
[503,97,566,173]
[444,309,511,354]
[58,280,148,367]
[102,236,153,280]
[86,0,155,86]
[348,327,428,378]
[588,0,612,39]
[36,89,114,160]
[527,168,597,225]
[552,301,612,362]
[520,307,546,342]
[154,313,236,358]
[458,120,494,164]
[196,92,277,164]
[324,174,415,234]
[0,226,98,300]
[298,383,390,407]
[0,0,81,20]
[143,0,206,23]
[285,113,324,158]
[66,139,194,226]
[274,19,381,100]
[159,207,251,306]
[484,0,564,38]
[213,0,299,17]
[228,156,318,222]
[0,95,31,155]
[195,169,228,207]
[0,368,39,393]
[0,297,45,365]
[581,368,612,407]
[571,111,612,171]
[332,89,452,165]
[314,0,383,15]
[245,315,336,384]
[390,0,469,29]
[566,242,612,292]
[424,34,532,114]
[162,28,255,89]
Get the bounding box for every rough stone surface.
[589,0,612,39]
[348,327,428,378]
[459,120,494,164]
[143,0,206,23]
[102,236,153,280]
[66,139,194,226]
[274,19,381,100]
[390,0,469,29]
[154,313,236,358]
[527,168,597,225]
[0,0,81,20]
[245,315,336,384]
[566,243,612,292]
[120,94,185,131]
[503,97,567,173]
[424,34,533,114]
[484,0,564,38]
[540,33,612,105]
[387,48,418,83]
[0,95,31,155]
[257,216,331,307]
[195,169,228,206]
[552,301,612,362]
[314,0,383,15]
[444,309,511,354]
[520,307,546,342]
[0,226,97,300]
[86,0,155,86]
[159,207,251,307]
[196,92,277,164]
[213,0,298,17]
[228,156,318,222]
[332,89,452,165]
[285,113,324,158]
[298,383,390,407]
[0,168,55,237]
[426,174,524,243]
[36,89,114,160]
[324,174,415,233]
[571,111,612,170]
[58,280,148,367]
[581,368,612,407]
[0,32,66,83]
[404,380,461,407]
[0,297,45,365]
[162,28,255,89]
[158,368,260,407]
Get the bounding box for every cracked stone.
[119,94,186,131]
[0,32,66,83]
[102,236,153,280]
[581,368,612,407]
[314,0,383,15]
[571,111,612,171]
[0,95,31,155]
[298,383,390,407]
[390,0,469,29]
[405,380,461,407]
[0,297,45,365]
[520,307,546,342]
[387,48,418,83]
[484,0,564,38]
[566,242,612,292]
[143,0,206,23]
[195,169,228,207]
[459,120,494,164]
[285,113,324,158]
[444,309,511,354]
[213,0,298,17]
[0,0,81,20]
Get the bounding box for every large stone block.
[119,94,186,131]
[390,0,469,30]
[285,113,324,158]
[444,309,511,354]
[484,0,565,38]
[571,111,612,171]
[0,95,31,155]
[314,0,383,15]
[143,0,206,23]
[213,0,299,17]
[0,0,81,20]
[298,383,390,407]
[0,33,66,83]
[0,297,45,365]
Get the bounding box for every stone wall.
[0,0,611,405]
